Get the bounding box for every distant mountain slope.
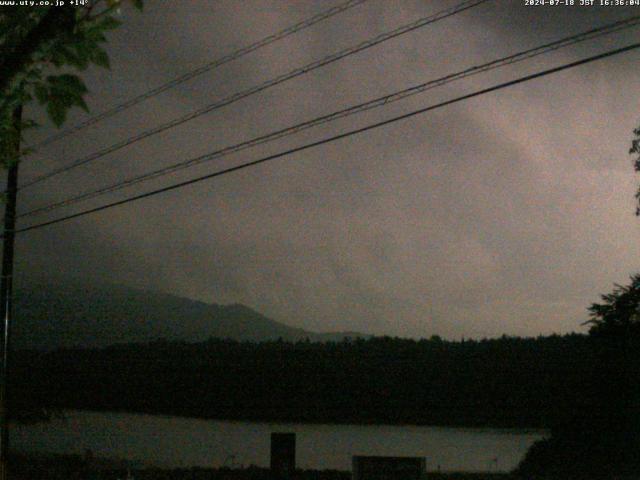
[13,277,369,350]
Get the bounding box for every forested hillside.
[13,334,599,428]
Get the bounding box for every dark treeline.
[12,333,604,429]
[10,453,509,480]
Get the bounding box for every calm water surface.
[12,411,546,472]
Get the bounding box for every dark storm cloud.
[15,0,640,339]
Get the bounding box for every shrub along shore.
[11,453,516,480]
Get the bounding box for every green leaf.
[74,95,89,113]
[51,43,85,69]
[47,75,87,95]
[84,26,107,43]
[93,48,110,69]
[34,84,49,104]
[96,16,122,31]
[23,68,42,82]
[47,99,67,128]
[69,43,92,70]
[131,0,144,11]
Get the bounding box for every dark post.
[270,432,296,478]
[0,105,22,480]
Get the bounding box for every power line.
[19,0,489,190]
[18,15,640,219]
[14,41,640,236]
[27,0,370,151]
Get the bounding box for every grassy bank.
[10,453,515,480]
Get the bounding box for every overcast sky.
[14,0,640,339]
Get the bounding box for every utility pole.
[0,104,22,480]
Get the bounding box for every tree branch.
[0,8,75,97]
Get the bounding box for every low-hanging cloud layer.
[15,0,640,339]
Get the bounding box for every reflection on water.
[12,410,546,472]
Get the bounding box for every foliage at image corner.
[0,0,143,169]
[583,273,640,338]
[516,273,640,478]
[629,127,640,216]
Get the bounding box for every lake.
[12,410,546,472]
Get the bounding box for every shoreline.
[11,452,515,479]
